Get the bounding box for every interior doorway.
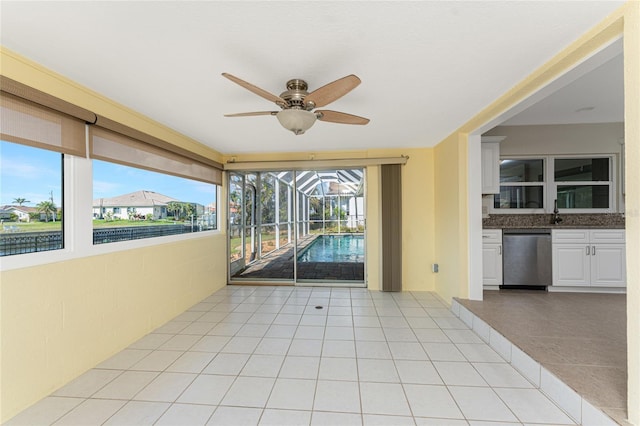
[228,169,366,286]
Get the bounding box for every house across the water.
[93,190,177,220]
[0,205,48,222]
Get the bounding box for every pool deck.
[232,234,365,282]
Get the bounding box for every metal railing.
[93,224,194,244]
[0,231,63,256]
[0,224,202,256]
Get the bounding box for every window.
[1,141,63,256]
[89,122,221,245]
[278,176,293,248]
[554,157,611,210]
[93,160,218,245]
[494,159,545,211]
[229,173,244,263]
[492,156,615,213]
[260,173,276,255]
[1,89,85,257]
[1,81,224,264]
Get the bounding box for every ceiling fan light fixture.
[276,109,317,135]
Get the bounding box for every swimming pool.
[298,234,365,263]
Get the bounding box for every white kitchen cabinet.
[553,244,591,286]
[590,244,626,287]
[552,229,626,288]
[482,229,502,286]
[481,138,502,194]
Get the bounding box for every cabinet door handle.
[592,246,596,256]
[586,246,590,255]
[498,245,502,255]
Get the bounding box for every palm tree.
[36,200,57,222]
[12,197,30,206]
[183,203,196,218]
[167,201,184,220]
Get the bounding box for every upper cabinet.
[481,136,504,194]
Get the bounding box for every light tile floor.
[5,286,577,426]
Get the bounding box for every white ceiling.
[0,1,625,155]
[503,51,623,126]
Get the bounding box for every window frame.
[490,154,616,215]
[552,155,615,214]
[0,140,65,257]
[491,156,547,214]
[1,150,222,272]
[91,158,220,245]
[0,83,223,270]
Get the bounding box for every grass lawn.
[93,219,182,228]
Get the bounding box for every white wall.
[485,123,624,155]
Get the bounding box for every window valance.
[89,125,222,185]
[1,76,222,184]
[0,85,86,156]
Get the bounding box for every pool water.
[298,235,365,263]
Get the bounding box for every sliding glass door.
[228,173,245,276]
[229,171,294,281]
[228,169,365,286]
[295,170,365,284]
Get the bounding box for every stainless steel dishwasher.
[501,229,552,289]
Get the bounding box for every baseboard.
[548,286,626,294]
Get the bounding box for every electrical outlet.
[431,263,439,273]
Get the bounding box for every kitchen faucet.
[553,199,563,225]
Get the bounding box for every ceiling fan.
[222,73,370,135]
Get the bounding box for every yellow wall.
[398,149,436,291]
[0,47,229,422]
[623,2,640,423]
[0,235,228,422]
[433,133,469,302]
[429,3,639,422]
[370,148,436,292]
[224,148,437,293]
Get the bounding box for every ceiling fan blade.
[305,74,361,108]
[222,73,288,105]
[224,111,278,117]
[316,110,370,125]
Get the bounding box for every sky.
[1,141,217,207]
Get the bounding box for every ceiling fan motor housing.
[280,79,314,110]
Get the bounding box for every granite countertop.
[482,213,625,230]
[483,224,625,229]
